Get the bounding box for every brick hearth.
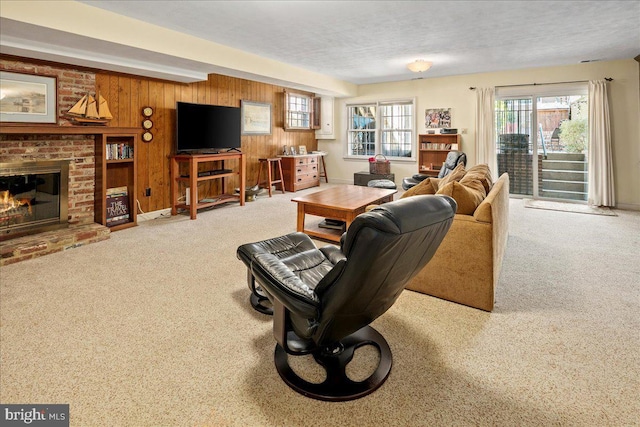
[0,223,110,266]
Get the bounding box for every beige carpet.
[523,198,617,216]
[1,186,638,426]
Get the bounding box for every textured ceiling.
[2,0,638,91]
[73,0,640,84]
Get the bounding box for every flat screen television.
[175,102,241,153]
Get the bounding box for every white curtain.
[475,87,497,178]
[587,80,615,207]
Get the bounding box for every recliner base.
[249,290,273,315]
[274,325,392,401]
[247,270,273,315]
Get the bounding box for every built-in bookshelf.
[95,133,138,230]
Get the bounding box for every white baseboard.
[615,203,640,211]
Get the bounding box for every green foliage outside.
[559,96,588,153]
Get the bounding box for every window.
[284,90,319,130]
[347,104,376,156]
[347,99,415,160]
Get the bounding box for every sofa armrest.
[405,173,510,312]
[488,174,510,286]
[473,173,508,223]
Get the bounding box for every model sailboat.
[66,93,113,124]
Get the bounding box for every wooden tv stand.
[170,152,246,219]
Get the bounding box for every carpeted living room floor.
[1,185,638,427]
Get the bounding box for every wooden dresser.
[279,154,321,192]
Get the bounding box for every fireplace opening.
[0,160,69,241]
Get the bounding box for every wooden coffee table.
[291,185,397,243]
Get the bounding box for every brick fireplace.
[0,134,110,265]
[0,58,112,265]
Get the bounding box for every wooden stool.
[319,154,329,183]
[256,158,285,196]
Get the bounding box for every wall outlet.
[145,187,151,196]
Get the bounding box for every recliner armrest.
[319,245,346,264]
[251,252,320,318]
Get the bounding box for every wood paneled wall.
[96,73,317,213]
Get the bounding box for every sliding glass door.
[496,97,534,196]
[495,84,588,201]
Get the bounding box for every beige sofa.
[404,171,510,311]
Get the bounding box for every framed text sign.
[0,71,57,124]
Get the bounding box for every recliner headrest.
[444,151,467,168]
[341,195,457,256]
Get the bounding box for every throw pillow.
[401,177,440,198]
[435,162,466,190]
[461,163,493,194]
[436,179,487,215]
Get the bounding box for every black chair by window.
[237,195,456,401]
[402,151,467,190]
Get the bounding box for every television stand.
[169,152,246,219]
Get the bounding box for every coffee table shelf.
[292,185,397,243]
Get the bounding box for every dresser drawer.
[295,163,318,175]
[295,172,318,184]
[295,156,310,166]
[293,175,320,191]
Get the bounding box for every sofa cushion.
[436,179,487,215]
[436,162,466,190]
[461,163,493,194]
[401,177,440,198]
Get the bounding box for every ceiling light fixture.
[407,60,432,73]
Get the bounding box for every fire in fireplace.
[0,160,69,241]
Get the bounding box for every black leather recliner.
[402,151,467,190]
[237,195,456,401]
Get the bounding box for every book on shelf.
[106,186,128,196]
[106,213,130,226]
[318,219,346,231]
[106,187,130,226]
[106,143,133,160]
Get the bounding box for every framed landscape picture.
[241,100,271,135]
[0,71,57,124]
